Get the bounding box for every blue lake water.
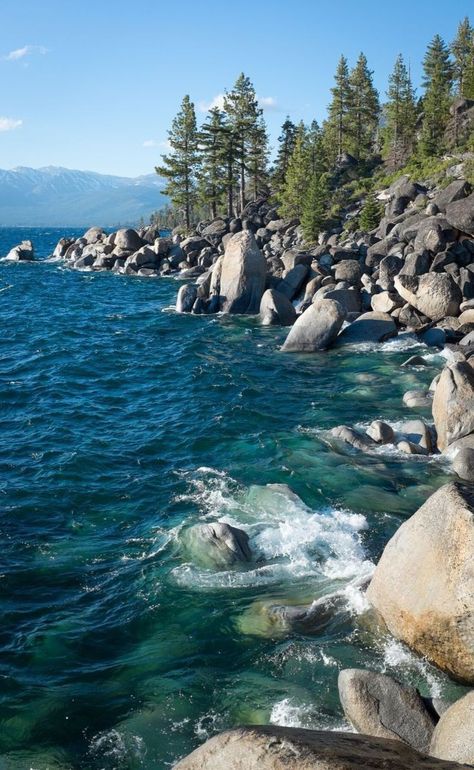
[0,228,466,769]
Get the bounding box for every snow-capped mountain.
[0,166,168,226]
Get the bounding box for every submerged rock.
[329,426,375,452]
[183,522,252,570]
[174,726,465,770]
[338,669,436,752]
[367,482,474,684]
[366,420,394,444]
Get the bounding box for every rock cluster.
[4,239,34,261]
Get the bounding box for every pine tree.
[324,55,352,164]
[465,49,474,100]
[273,117,297,190]
[301,172,329,242]
[224,73,265,213]
[451,17,474,96]
[248,114,269,200]
[420,35,453,156]
[359,191,382,231]
[348,53,380,161]
[384,54,418,167]
[197,107,228,219]
[306,120,326,177]
[279,123,310,220]
[155,95,199,230]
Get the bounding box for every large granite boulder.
[281,298,345,352]
[338,669,435,752]
[445,192,474,235]
[337,311,397,345]
[183,522,252,570]
[5,240,34,261]
[394,273,462,322]
[430,691,474,765]
[114,228,144,252]
[260,289,297,326]
[433,180,471,213]
[176,284,198,313]
[174,726,466,770]
[432,361,474,451]
[277,263,308,300]
[367,482,474,684]
[219,231,267,314]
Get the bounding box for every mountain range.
[0,166,168,227]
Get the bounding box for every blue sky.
[1,0,471,177]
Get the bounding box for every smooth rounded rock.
[430,691,474,765]
[260,289,297,326]
[281,298,345,352]
[367,482,474,684]
[337,311,397,345]
[338,669,436,752]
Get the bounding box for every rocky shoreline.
[4,169,474,768]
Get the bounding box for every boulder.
[201,219,228,244]
[260,289,297,326]
[114,228,144,252]
[219,231,267,314]
[401,419,434,452]
[432,361,474,450]
[174,726,465,770]
[324,288,362,314]
[337,311,397,345]
[183,522,252,570]
[277,263,308,300]
[430,691,474,765]
[378,255,403,290]
[433,180,471,213]
[445,192,474,235]
[371,291,401,314]
[334,259,361,284]
[5,240,34,261]
[397,440,428,455]
[453,446,474,482]
[367,482,474,684]
[367,420,394,444]
[338,669,435,752]
[176,284,198,313]
[403,390,431,409]
[394,274,462,322]
[329,426,375,452]
[82,226,104,244]
[281,299,345,352]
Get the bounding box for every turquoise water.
[0,229,466,769]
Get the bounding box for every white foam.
[382,638,444,698]
[171,472,374,595]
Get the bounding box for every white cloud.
[142,139,170,150]
[0,117,23,132]
[198,93,226,113]
[198,93,278,113]
[4,45,48,61]
[258,95,278,111]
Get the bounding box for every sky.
[0,0,472,178]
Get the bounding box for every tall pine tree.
[384,54,418,167]
[451,17,474,96]
[155,95,199,230]
[273,117,297,191]
[224,74,265,213]
[348,53,380,161]
[420,35,453,156]
[301,172,329,242]
[324,55,352,164]
[197,107,228,219]
[279,122,310,220]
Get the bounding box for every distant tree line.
[155,17,474,240]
